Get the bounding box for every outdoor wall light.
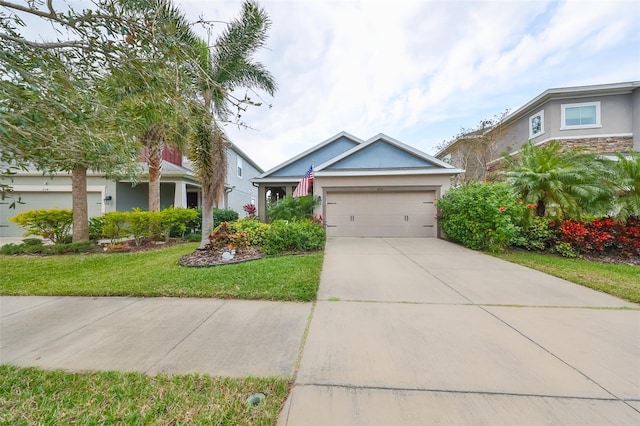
[103,195,112,205]
[316,195,322,202]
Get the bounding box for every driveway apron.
[279,237,640,425]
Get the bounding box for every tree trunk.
[71,164,89,242]
[536,199,546,217]
[143,125,164,212]
[199,184,215,250]
[148,147,162,212]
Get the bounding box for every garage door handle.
[404,215,409,221]
[350,215,355,222]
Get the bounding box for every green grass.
[0,243,323,302]
[493,250,640,304]
[0,364,289,425]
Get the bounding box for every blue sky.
[176,0,639,171]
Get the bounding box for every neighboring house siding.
[438,82,639,180]
[225,148,261,214]
[633,89,640,150]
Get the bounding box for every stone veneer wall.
[558,136,633,154]
[487,136,634,173]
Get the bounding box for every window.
[237,157,243,178]
[529,110,545,139]
[561,102,601,129]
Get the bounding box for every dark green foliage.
[512,216,557,251]
[267,195,318,221]
[262,220,326,255]
[1,241,95,255]
[22,238,44,246]
[213,208,239,226]
[9,208,73,243]
[502,141,613,219]
[437,182,524,252]
[89,217,105,241]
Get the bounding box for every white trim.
[560,101,601,130]
[529,110,545,139]
[315,168,464,177]
[236,156,243,179]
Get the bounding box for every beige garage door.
[325,191,436,237]
[0,191,103,238]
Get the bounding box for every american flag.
[293,165,314,197]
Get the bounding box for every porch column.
[174,182,187,208]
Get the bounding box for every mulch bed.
[179,247,265,267]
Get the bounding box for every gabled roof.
[316,133,462,176]
[255,131,362,180]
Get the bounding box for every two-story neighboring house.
[436,81,640,181]
[0,143,262,238]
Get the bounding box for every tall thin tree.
[190,0,276,249]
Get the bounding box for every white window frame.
[561,101,601,130]
[236,156,243,178]
[529,110,545,139]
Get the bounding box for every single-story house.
[436,81,640,181]
[252,132,463,238]
[0,142,262,238]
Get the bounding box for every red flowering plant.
[556,216,640,256]
[243,203,257,219]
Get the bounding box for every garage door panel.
[325,190,436,238]
[1,192,102,238]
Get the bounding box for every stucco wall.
[225,149,261,215]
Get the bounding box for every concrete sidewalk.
[279,237,640,425]
[0,296,310,377]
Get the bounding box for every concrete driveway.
[279,237,640,425]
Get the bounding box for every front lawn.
[493,250,640,304]
[0,243,323,302]
[0,365,289,425]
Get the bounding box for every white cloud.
[176,0,640,169]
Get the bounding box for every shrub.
[22,238,44,246]
[213,208,239,227]
[555,216,640,256]
[268,195,318,221]
[229,218,269,246]
[437,182,524,252]
[9,208,73,243]
[101,212,130,244]
[243,203,257,218]
[89,217,104,241]
[512,216,557,251]
[0,243,23,255]
[158,207,198,239]
[128,209,153,246]
[207,222,234,250]
[262,219,326,255]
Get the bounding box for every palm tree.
[610,151,640,218]
[190,0,276,249]
[102,0,201,212]
[502,141,613,219]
